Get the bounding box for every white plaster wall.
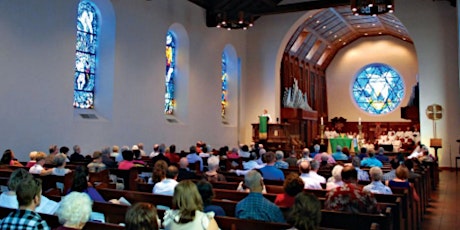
[0,0,247,159]
[326,36,418,122]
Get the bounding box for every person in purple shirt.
[69,166,106,202]
[186,146,203,172]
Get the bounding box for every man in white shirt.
[149,144,160,158]
[152,166,179,196]
[298,160,322,189]
[309,159,326,184]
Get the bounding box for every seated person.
[287,193,321,230]
[87,151,107,173]
[0,149,24,167]
[0,177,49,229]
[149,160,168,184]
[118,150,135,170]
[25,151,38,168]
[177,157,197,181]
[235,170,285,223]
[0,168,59,215]
[274,173,304,208]
[125,202,160,230]
[331,145,348,161]
[375,147,389,163]
[196,180,226,216]
[363,167,393,195]
[55,192,92,230]
[52,153,72,176]
[357,147,368,160]
[163,180,219,230]
[326,165,344,191]
[69,166,106,202]
[274,150,289,169]
[259,152,285,181]
[351,157,369,181]
[325,165,378,213]
[152,165,179,196]
[361,151,383,168]
[29,151,53,175]
[203,156,226,182]
[387,165,419,202]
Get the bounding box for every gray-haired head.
[275,150,284,160]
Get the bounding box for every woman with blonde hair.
[163,180,219,230]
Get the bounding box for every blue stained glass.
[221,52,228,118]
[74,1,98,109]
[351,63,404,115]
[165,32,176,115]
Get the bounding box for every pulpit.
[252,123,290,151]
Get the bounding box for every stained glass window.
[352,63,404,115]
[74,1,98,109]
[165,32,176,115]
[221,52,228,119]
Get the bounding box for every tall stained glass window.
[165,32,176,115]
[74,1,98,109]
[352,63,404,115]
[221,53,228,119]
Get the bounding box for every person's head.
[275,151,284,161]
[112,145,119,153]
[54,153,68,167]
[71,166,89,192]
[310,159,320,171]
[299,160,311,174]
[172,180,203,223]
[179,157,189,169]
[368,150,375,158]
[351,156,361,168]
[263,151,276,164]
[331,165,344,182]
[73,145,81,153]
[0,149,14,164]
[378,147,385,155]
[8,168,33,191]
[189,146,197,154]
[320,153,329,164]
[313,144,320,153]
[35,152,47,165]
[60,146,70,155]
[166,165,179,180]
[302,148,310,157]
[125,202,159,230]
[168,144,175,154]
[263,109,268,114]
[336,145,342,152]
[369,167,383,181]
[288,193,321,230]
[29,151,38,161]
[101,146,111,156]
[244,170,264,193]
[16,177,42,208]
[341,165,358,183]
[132,145,141,158]
[56,192,92,229]
[390,158,399,169]
[153,144,159,152]
[283,173,305,197]
[207,156,220,172]
[122,150,134,161]
[196,180,215,206]
[342,147,350,156]
[92,151,103,163]
[404,159,414,171]
[360,147,367,154]
[241,145,249,152]
[137,143,144,150]
[152,160,168,183]
[49,144,58,154]
[395,165,409,180]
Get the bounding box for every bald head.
[179,157,189,168]
[299,160,311,174]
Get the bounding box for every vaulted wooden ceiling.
[188,0,454,70]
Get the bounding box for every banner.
[259,116,268,140]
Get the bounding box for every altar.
[327,137,357,153]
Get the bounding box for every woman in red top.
[275,173,305,208]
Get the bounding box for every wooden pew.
[215,216,291,230]
[321,207,393,230]
[108,168,138,190]
[32,172,74,195]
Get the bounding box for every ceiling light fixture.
[351,0,394,16]
[215,11,254,30]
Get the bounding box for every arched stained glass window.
[165,32,176,115]
[352,63,404,115]
[221,52,228,119]
[74,1,98,109]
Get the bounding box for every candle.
[320,117,324,125]
[358,117,361,125]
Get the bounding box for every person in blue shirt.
[361,151,383,168]
[235,170,285,223]
[259,152,285,180]
[332,145,348,161]
[375,147,389,163]
[310,144,321,158]
[186,145,203,172]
